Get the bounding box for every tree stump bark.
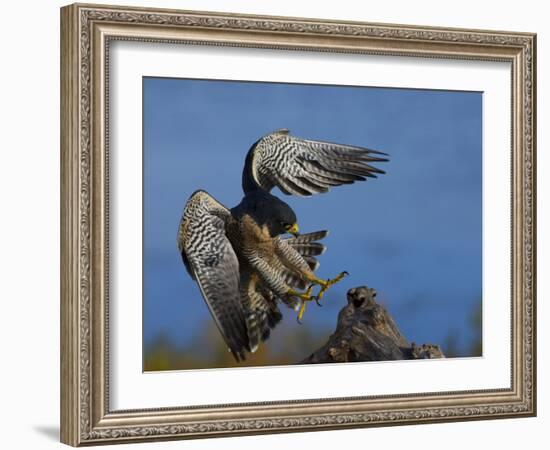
[301,286,445,364]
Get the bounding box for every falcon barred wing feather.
[177,190,250,361]
[242,129,388,196]
[284,230,329,274]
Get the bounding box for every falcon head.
[268,199,299,237]
[237,191,299,238]
[257,194,299,238]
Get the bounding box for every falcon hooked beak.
[285,222,300,237]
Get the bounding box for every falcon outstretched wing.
[177,190,249,360]
[242,129,388,196]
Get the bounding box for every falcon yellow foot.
[314,271,349,303]
[287,286,315,324]
[287,286,314,302]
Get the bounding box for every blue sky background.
[143,77,482,364]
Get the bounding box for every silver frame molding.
[60,3,536,446]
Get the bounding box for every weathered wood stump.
[301,286,444,364]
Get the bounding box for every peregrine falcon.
[177,129,387,361]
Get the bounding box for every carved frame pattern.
[60,3,536,446]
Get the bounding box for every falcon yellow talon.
[330,271,349,285]
[289,286,316,323]
[287,286,314,302]
[297,301,307,324]
[306,276,329,288]
[315,271,349,303]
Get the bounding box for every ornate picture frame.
[60,3,536,446]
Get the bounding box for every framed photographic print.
[60,3,536,446]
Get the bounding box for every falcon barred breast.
[177,129,388,361]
